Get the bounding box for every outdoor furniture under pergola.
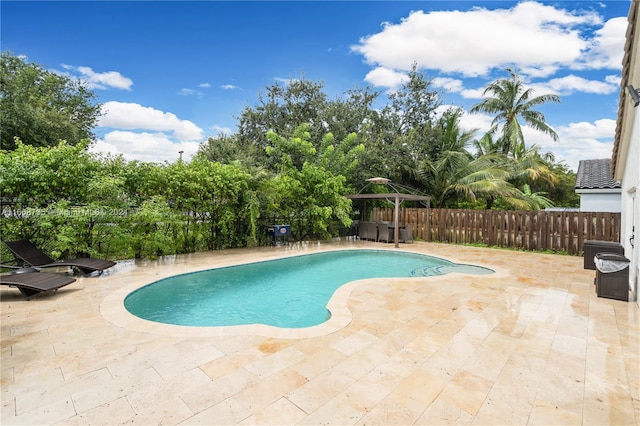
[346,178,430,248]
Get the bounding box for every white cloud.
[430,78,490,100]
[199,83,212,88]
[522,119,615,170]
[431,77,464,93]
[179,88,201,96]
[211,125,234,136]
[352,1,622,87]
[460,87,487,99]
[458,109,494,134]
[89,131,200,163]
[98,101,203,141]
[517,65,562,79]
[93,101,205,162]
[557,118,617,139]
[530,74,619,95]
[582,16,627,69]
[61,64,132,90]
[221,84,240,90]
[605,74,621,85]
[363,67,408,89]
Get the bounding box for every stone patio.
[1,240,638,425]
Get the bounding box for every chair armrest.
[0,265,40,273]
[0,264,22,269]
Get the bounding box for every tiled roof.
[612,0,639,177]
[575,159,622,189]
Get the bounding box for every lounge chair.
[3,239,116,275]
[0,270,76,300]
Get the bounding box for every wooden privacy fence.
[370,208,621,255]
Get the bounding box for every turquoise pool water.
[124,249,493,328]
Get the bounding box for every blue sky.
[1,1,633,171]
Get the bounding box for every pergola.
[346,178,431,248]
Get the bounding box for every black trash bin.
[594,252,630,301]
[583,240,624,270]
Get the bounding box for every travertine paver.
[1,240,638,425]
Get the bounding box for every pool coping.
[99,245,509,339]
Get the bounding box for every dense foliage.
[0,139,353,261]
[0,53,580,261]
[0,51,102,150]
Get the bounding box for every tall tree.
[470,68,560,157]
[386,63,441,133]
[236,75,328,149]
[0,51,102,150]
[371,64,443,187]
[321,86,380,142]
[263,125,352,240]
[197,133,265,168]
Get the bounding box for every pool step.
[410,266,444,277]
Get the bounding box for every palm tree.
[472,133,501,157]
[419,150,530,208]
[505,145,558,187]
[415,109,521,207]
[470,68,560,157]
[520,184,554,210]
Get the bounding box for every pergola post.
[394,194,400,248]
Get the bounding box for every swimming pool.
[124,249,493,328]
